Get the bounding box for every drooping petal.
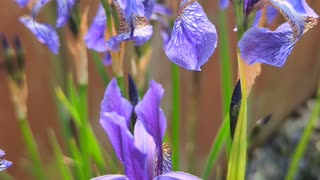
[106,33,131,51]
[56,0,76,28]
[100,112,148,180]
[20,16,60,54]
[85,5,107,52]
[132,16,153,46]
[15,0,29,8]
[219,0,230,10]
[153,172,201,180]
[286,0,318,17]
[165,0,218,71]
[134,120,156,179]
[91,174,128,180]
[238,22,295,67]
[101,78,132,127]
[141,0,155,19]
[0,149,12,172]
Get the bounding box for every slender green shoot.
[286,87,320,180]
[91,51,109,86]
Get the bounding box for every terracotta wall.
[0,0,320,179]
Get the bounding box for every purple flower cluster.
[14,0,76,54]
[0,149,12,172]
[94,78,200,180]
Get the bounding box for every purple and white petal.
[91,174,128,180]
[165,0,217,71]
[20,16,60,54]
[15,0,29,8]
[106,33,131,51]
[101,78,132,127]
[286,0,318,17]
[132,16,153,46]
[142,0,156,19]
[85,5,107,52]
[100,112,148,180]
[0,149,12,172]
[238,22,295,67]
[56,0,76,28]
[153,172,201,180]
[134,120,156,178]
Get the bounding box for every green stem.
[116,76,125,94]
[202,115,229,179]
[91,51,109,86]
[171,64,180,171]
[286,87,320,180]
[218,10,233,154]
[19,118,46,180]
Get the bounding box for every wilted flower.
[238,0,318,67]
[165,0,218,71]
[93,78,200,180]
[0,149,12,172]
[15,0,77,54]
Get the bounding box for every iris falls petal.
[20,16,60,54]
[56,0,76,28]
[85,5,107,52]
[165,0,218,71]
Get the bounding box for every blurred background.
[1,0,320,179]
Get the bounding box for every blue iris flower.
[165,0,218,71]
[15,0,76,54]
[92,78,200,180]
[238,0,318,67]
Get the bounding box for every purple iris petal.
[91,174,128,180]
[85,5,107,52]
[0,149,12,172]
[142,0,155,19]
[134,120,156,178]
[132,16,153,45]
[15,0,29,8]
[31,0,50,17]
[100,112,148,180]
[107,32,131,51]
[101,78,132,127]
[286,0,318,17]
[135,80,166,175]
[153,172,201,180]
[266,6,278,24]
[153,4,173,16]
[103,51,112,66]
[239,22,295,67]
[165,0,218,71]
[56,0,76,28]
[219,0,230,10]
[20,16,60,54]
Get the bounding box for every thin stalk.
[19,118,46,180]
[116,76,125,94]
[218,10,233,153]
[286,87,320,180]
[91,51,109,86]
[202,115,229,179]
[171,64,180,171]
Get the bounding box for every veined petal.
[56,0,76,28]
[165,0,218,71]
[100,112,148,180]
[219,0,229,10]
[238,22,295,67]
[134,120,156,178]
[153,172,201,180]
[142,0,155,19]
[106,32,131,51]
[286,0,318,17]
[85,5,107,52]
[15,0,29,8]
[132,16,153,46]
[101,78,132,127]
[91,174,128,180]
[20,16,60,54]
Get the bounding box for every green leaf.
[91,51,109,86]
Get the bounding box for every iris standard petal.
[135,80,166,146]
[56,0,76,28]
[238,22,295,67]
[153,172,201,180]
[85,5,107,52]
[20,16,60,54]
[134,120,156,178]
[15,0,29,8]
[165,0,218,71]
[101,78,132,127]
[219,0,230,10]
[100,112,148,180]
[91,174,128,180]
